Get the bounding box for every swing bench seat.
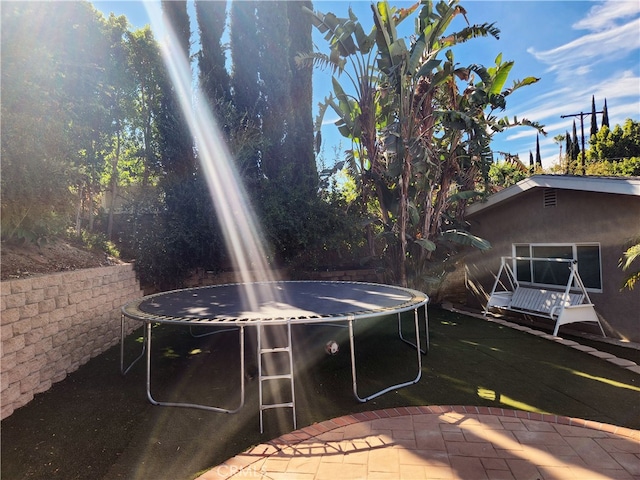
[484,257,606,337]
[487,286,603,336]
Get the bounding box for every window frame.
[511,243,603,293]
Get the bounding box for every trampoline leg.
[146,322,156,405]
[121,314,146,375]
[397,306,429,354]
[350,311,423,403]
[145,323,246,414]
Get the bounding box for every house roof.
[466,175,640,217]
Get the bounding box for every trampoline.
[120,281,429,431]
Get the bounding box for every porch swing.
[484,256,606,337]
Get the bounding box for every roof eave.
[466,175,640,217]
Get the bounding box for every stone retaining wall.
[0,264,143,420]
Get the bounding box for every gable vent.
[543,188,557,208]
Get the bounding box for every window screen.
[531,245,572,286]
[512,243,602,291]
[514,245,531,282]
[577,245,602,290]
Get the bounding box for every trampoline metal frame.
[120,281,429,420]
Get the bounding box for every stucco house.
[463,175,640,343]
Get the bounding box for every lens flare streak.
[145,4,282,310]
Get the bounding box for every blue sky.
[94,1,639,169]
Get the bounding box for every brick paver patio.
[198,406,640,480]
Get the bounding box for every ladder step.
[260,347,291,353]
[261,402,294,411]
[260,374,292,381]
[258,321,296,433]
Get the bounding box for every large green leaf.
[489,60,513,95]
[447,190,481,202]
[353,20,376,54]
[314,95,332,132]
[408,201,420,226]
[503,76,540,97]
[332,77,352,119]
[415,58,441,78]
[467,64,491,85]
[408,33,427,74]
[442,229,492,250]
[415,238,437,251]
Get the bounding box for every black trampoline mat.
[124,281,428,324]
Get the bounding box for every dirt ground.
[0,238,122,281]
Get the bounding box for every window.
[513,243,602,291]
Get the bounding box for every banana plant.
[303,0,544,288]
[372,0,544,286]
[297,4,417,254]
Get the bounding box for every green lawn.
[2,308,638,480]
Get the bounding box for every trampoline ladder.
[257,320,296,434]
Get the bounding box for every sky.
[93,0,640,170]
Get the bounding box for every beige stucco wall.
[0,264,143,419]
[465,188,640,342]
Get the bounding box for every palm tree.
[553,133,565,166]
[620,237,640,291]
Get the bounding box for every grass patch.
[2,308,638,480]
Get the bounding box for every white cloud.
[504,70,639,138]
[488,2,639,167]
[573,0,640,31]
[527,1,639,84]
[527,18,640,75]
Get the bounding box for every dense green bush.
[124,175,227,290]
[253,178,368,271]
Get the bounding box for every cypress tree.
[155,0,203,283]
[565,130,572,174]
[535,134,542,168]
[230,2,260,119]
[256,1,293,183]
[590,95,598,138]
[196,1,230,107]
[287,1,317,194]
[572,120,580,160]
[230,1,261,177]
[602,98,610,128]
[157,0,194,177]
[529,151,534,172]
[229,1,315,189]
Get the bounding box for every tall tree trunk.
[88,186,94,232]
[398,155,411,287]
[75,185,83,236]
